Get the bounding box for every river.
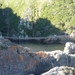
[20,43,65,52]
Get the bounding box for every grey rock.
[64,42,75,54]
[45,50,69,66]
[0,39,75,75]
[41,66,75,75]
[0,39,56,75]
[69,54,75,67]
[45,50,75,67]
[0,39,17,50]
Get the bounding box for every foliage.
[0,0,75,36]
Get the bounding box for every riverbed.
[20,43,65,52]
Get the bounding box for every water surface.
[20,43,65,52]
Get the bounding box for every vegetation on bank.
[0,0,75,37]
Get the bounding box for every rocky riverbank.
[5,34,75,44]
[0,39,75,75]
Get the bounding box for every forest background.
[0,0,75,37]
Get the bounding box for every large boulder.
[45,50,69,66]
[0,39,56,75]
[0,45,43,75]
[0,39,16,50]
[0,39,75,75]
[41,66,75,75]
[64,42,75,54]
[45,50,75,67]
[69,31,75,39]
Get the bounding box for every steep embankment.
[0,0,75,37]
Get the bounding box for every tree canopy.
[0,0,75,36]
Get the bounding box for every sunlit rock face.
[64,42,75,54]
[69,32,75,39]
[41,66,75,75]
[41,42,75,75]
